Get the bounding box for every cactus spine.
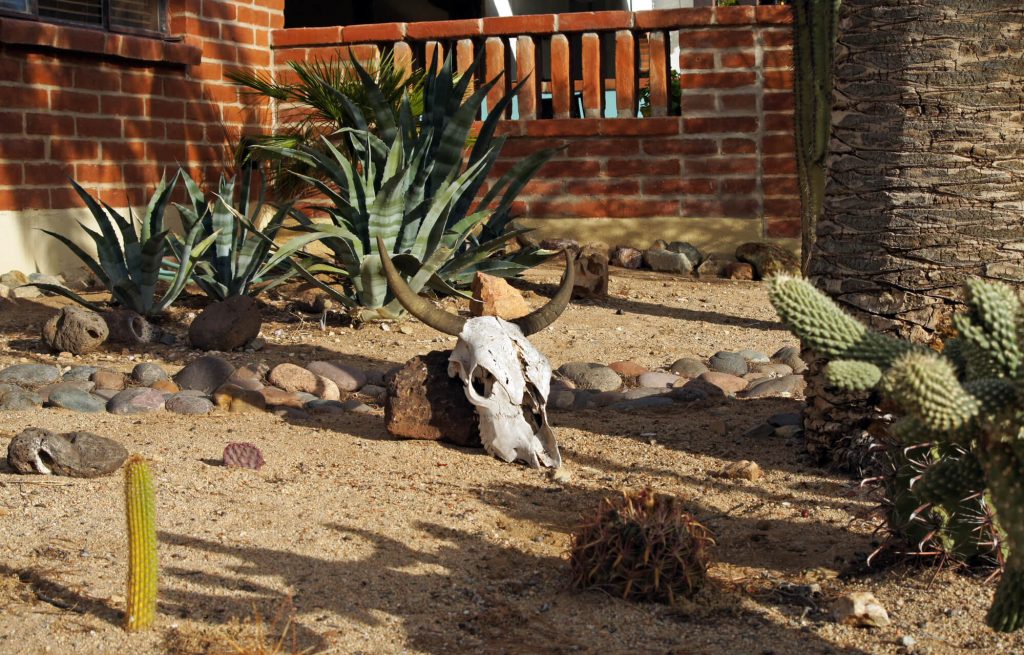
[770,276,1024,631]
[792,0,841,271]
[124,455,157,631]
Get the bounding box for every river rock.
[0,270,28,287]
[306,361,366,392]
[260,386,308,408]
[752,363,793,378]
[572,251,609,299]
[188,296,263,351]
[669,357,708,379]
[226,366,265,391]
[91,369,125,391]
[0,383,43,410]
[609,396,675,411]
[643,248,692,274]
[213,384,266,413]
[735,242,800,279]
[173,355,235,394]
[719,460,762,481]
[0,364,60,386]
[608,360,648,378]
[556,362,622,392]
[737,349,770,364]
[165,393,214,415]
[708,351,748,376]
[698,372,748,395]
[832,592,891,628]
[384,350,480,446]
[46,385,106,412]
[724,262,754,280]
[41,306,108,354]
[637,371,679,388]
[106,387,166,414]
[742,375,806,399]
[610,246,643,269]
[666,241,703,266]
[265,363,315,394]
[7,427,127,477]
[772,345,807,374]
[130,362,169,386]
[63,365,98,382]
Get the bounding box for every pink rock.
[267,363,318,394]
[698,371,749,395]
[609,360,648,377]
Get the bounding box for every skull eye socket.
[471,367,495,398]
[521,382,543,431]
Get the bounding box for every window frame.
[0,0,170,38]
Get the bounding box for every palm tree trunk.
[803,0,1024,471]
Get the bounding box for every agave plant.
[34,174,218,317]
[261,51,557,321]
[227,51,423,200]
[164,167,297,301]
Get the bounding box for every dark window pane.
[0,0,31,13]
[110,0,161,32]
[38,0,103,26]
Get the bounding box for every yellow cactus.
[124,455,157,631]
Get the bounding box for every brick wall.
[0,0,284,212]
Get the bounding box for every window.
[0,0,167,35]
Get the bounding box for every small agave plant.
[35,174,218,317]
[263,51,557,321]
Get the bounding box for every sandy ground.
[0,265,1022,655]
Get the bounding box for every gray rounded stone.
[306,361,367,392]
[668,385,709,402]
[666,241,703,265]
[708,351,748,376]
[550,389,575,409]
[173,355,236,394]
[106,387,166,414]
[752,363,794,378]
[643,248,693,274]
[63,365,98,382]
[131,362,169,387]
[165,394,214,415]
[0,364,60,386]
[669,357,709,379]
[637,371,679,389]
[91,388,120,401]
[0,383,43,410]
[771,346,807,374]
[741,375,807,399]
[7,427,127,477]
[622,387,668,401]
[556,362,622,392]
[737,349,770,364]
[46,385,106,412]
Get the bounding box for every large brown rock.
[573,250,609,299]
[735,242,800,279]
[470,273,530,319]
[41,306,108,354]
[384,350,480,447]
[189,296,262,351]
[103,309,164,344]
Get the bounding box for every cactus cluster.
[769,276,1024,631]
[569,489,713,606]
[124,455,158,632]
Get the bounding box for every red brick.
[537,160,602,178]
[642,138,715,156]
[2,138,45,160]
[165,121,207,142]
[49,91,100,113]
[0,188,49,210]
[721,52,756,69]
[565,139,641,157]
[74,163,123,184]
[102,95,148,117]
[763,49,794,69]
[531,197,678,218]
[765,176,799,195]
[0,164,23,185]
[558,11,632,32]
[482,14,556,35]
[51,139,99,161]
[635,8,712,30]
[685,157,757,175]
[122,119,164,140]
[120,73,158,95]
[765,70,794,90]
[203,1,237,22]
[205,41,238,63]
[54,25,107,52]
[714,6,755,25]
[642,178,715,195]
[77,117,123,139]
[146,141,189,163]
[25,162,70,185]
[767,217,801,238]
[763,134,796,155]
[756,6,794,25]
[765,198,802,217]
[221,23,255,45]
[498,138,568,157]
[569,179,640,196]
[519,180,565,196]
[151,98,185,120]
[764,92,795,111]
[678,71,756,89]
[679,93,716,112]
[605,158,679,177]
[165,42,202,66]
[0,57,21,82]
[121,163,163,184]
[0,112,24,134]
[764,155,797,175]
[722,178,758,194]
[111,34,165,62]
[23,63,73,87]
[74,68,121,92]
[238,6,271,28]
[680,52,715,70]
[26,113,74,136]
[720,93,757,111]
[599,118,680,137]
[684,116,757,134]
[677,29,753,49]
[101,141,145,161]
[722,138,756,154]
[0,84,47,109]
[341,22,407,43]
[684,197,759,218]
[762,29,793,48]
[406,18,482,39]
[764,112,794,132]
[0,19,59,48]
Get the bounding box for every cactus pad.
[223,442,265,470]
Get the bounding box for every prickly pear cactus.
[770,276,1024,631]
[124,455,157,631]
[223,442,265,470]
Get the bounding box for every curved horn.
[513,249,575,336]
[376,236,467,336]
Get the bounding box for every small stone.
[550,467,572,484]
[608,360,648,378]
[11,285,41,299]
[556,362,622,392]
[150,379,179,393]
[672,378,722,400]
[737,349,770,364]
[697,371,748,395]
[38,380,94,400]
[188,296,263,351]
[313,375,340,400]
[41,306,108,354]
[471,272,531,319]
[900,635,917,649]
[91,369,125,391]
[0,270,28,287]
[572,251,610,299]
[540,238,579,253]
[742,375,806,399]
[752,362,793,378]
[45,385,106,412]
[724,262,754,280]
[637,371,679,389]
[63,365,98,382]
[268,363,319,394]
[772,345,807,374]
[342,399,374,414]
[669,357,708,379]
[165,394,214,415]
[0,283,10,301]
[260,386,308,408]
[610,246,643,269]
[92,388,120,401]
[223,442,265,470]
[247,336,266,351]
[0,364,60,386]
[708,351,748,376]
[0,383,43,410]
[696,256,725,278]
[643,248,692,274]
[741,423,776,439]
[130,362,169,387]
[306,361,366,392]
[719,460,762,481]
[226,366,265,391]
[591,390,626,407]
[666,241,703,265]
[28,272,64,289]
[106,387,166,414]
[359,384,386,402]
[832,592,891,628]
[7,427,127,477]
[305,399,347,414]
[550,389,575,409]
[621,387,668,401]
[213,384,266,413]
[173,355,236,394]
[735,242,800,279]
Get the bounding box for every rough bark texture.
[804,0,1024,470]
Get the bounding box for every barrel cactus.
[770,276,1023,631]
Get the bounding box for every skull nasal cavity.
[472,368,493,397]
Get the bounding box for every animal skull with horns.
[378,237,574,468]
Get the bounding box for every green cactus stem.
[124,455,157,632]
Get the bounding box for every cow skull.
[378,238,573,468]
